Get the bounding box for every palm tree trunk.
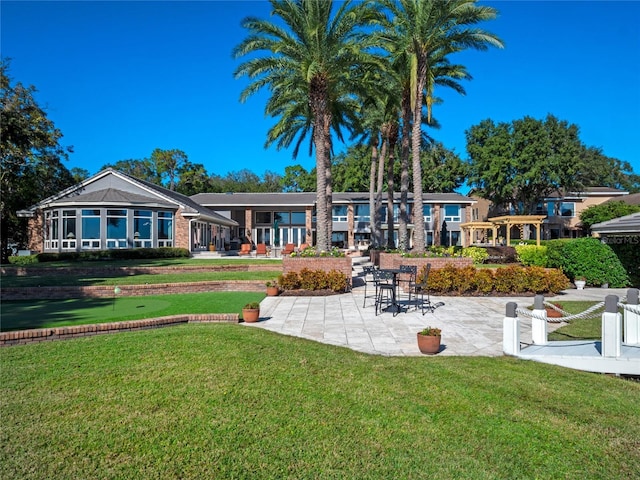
[369,138,379,249]
[399,89,411,251]
[411,63,428,252]
[376,129,388,247]
[387,122,399,249]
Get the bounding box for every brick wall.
[0,314,239,347]
[282,256,353,286]
[27,210,44,253]
[175,208,190,249]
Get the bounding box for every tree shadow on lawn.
[1,297,171,332]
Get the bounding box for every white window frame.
[443,204,461,222]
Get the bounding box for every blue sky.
[2,1,639,183]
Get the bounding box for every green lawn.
[1,270,281,288]
[3,257,282,268]
[1,292,264,331]
[547,301,605,341]
[1,325,638,479]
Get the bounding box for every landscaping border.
[0,313,239,346]
[1,280,266,300]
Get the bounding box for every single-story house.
[17,168,238,253]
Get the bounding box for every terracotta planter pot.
[242,308,260,323]
[417,333,441,355]
[545,307,563,318]
[266,286,279,296]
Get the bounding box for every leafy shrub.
[36,248,190,263]
[558,238,629,287]
[609,242,640,287]
[291,247,345,258]
[7,255,39,265]
[277,269,349,293]
[514,245,548,267]
[416,265,568,295]
[461,247,489,264]
[544,239,572,269]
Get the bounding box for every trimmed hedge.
[278,268,349,293]
[556,238,629,287]
[34,248,191,263]
[514,245,548,267]
[417,264,569,295]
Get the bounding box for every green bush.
[277,269,349,293]
[514,245,548,267]
[545,239,572,269]
[417,265,569,295]
[7,255,39,265]
[461,247,489,265]
[609,242,640,287]
[35,248,190,263]
[559,238,629,287]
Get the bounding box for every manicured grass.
[3,258,282,268]
[0,292,264,331]
[547,301,605,341]
[1,270,281,288]
[1,326,638,479]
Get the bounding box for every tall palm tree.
[234,0,383,251]
[379,0,503,251]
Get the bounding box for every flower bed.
[282,256,352,287]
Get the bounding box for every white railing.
[503,288,640,357]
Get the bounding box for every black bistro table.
[377,268,403,314]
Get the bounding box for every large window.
[44,210,59,250]
[274,212,290,224]
[423,205,432,222]
[291,211,306,224]
[255,211,272,224]
[81,209,101,249]
[134,210,152,248]
[443,204,461,222]
[332,205,348,222]
[61,210,76,250]
[354,204,370,222]
[106,209,127,248]
[157,211,173,247]
[548,202,575,217]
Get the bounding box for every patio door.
[254,227,271,246]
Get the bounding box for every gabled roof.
[18,169,238,227]
[591,212,640,235]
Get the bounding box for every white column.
[503,302,520,356]
[602,295,622,358]
[531,294,548,345]
[623,288,639,345]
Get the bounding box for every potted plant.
[265,281,279,296]
[545,302,564,318]
[417,326,441,355]
[574,276,586,290]
[209,242,216,252]
[242,301,260,323]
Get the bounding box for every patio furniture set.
[362,264,438,316]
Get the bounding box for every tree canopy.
[579,201,640,232]
[466,114,585,213]
[1,60,74,260]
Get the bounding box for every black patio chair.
[414,263,434,315]
[374,269,397,316]
[362,265,379,308]
[398,264,417,308]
